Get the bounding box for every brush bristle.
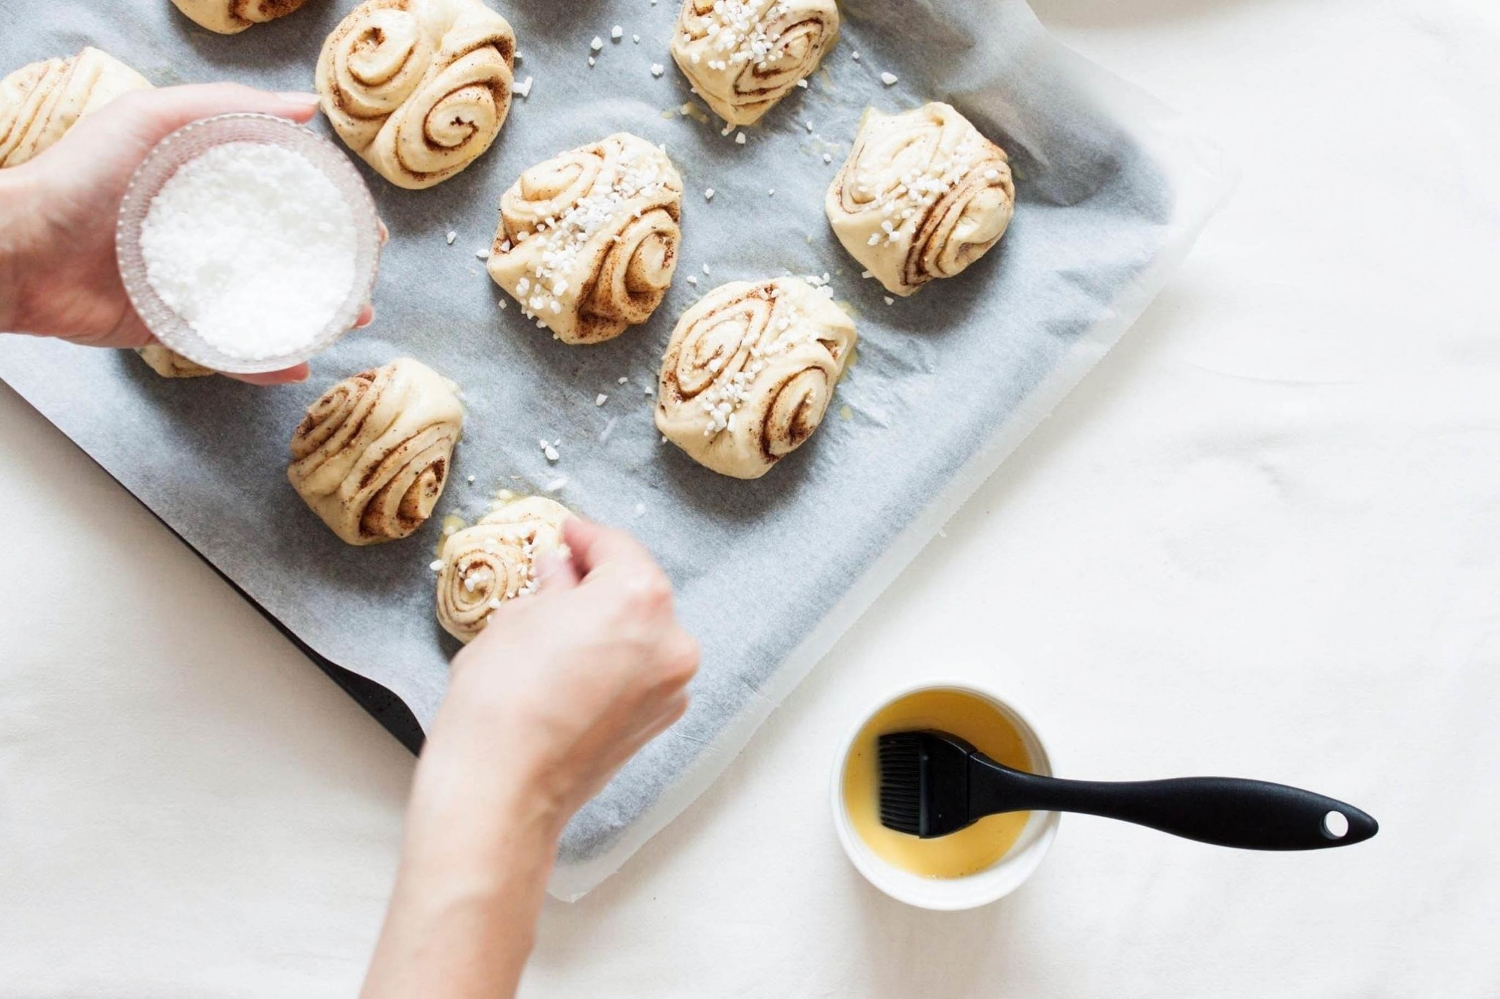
[878,732,924,835]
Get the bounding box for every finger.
[49,84,326,182]
[140,83,322,132]
[228,363,310,386]
[100,309,156,351]
[534,548,581,593]
[562,517,657,579]
[355,304,375,329]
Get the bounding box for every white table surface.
[3,1,1498,995]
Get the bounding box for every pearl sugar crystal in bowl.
[116,113,382,374]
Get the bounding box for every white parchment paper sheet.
[0,0,1229,897]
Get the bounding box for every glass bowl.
[115,113,382,374]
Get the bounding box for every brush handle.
[970,759,1378,850]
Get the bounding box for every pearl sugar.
[139,142,358,362]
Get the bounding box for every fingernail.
[534,551,566,582]
[276,91,323,108]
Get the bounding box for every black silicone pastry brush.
[878,731,1377,850]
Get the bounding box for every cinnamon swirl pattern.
[316,0,516,190]
[671,0,839,126]
[169,0,313,34]
[135,345,214,379]
[826,103,1016,297]
[656,277,856,479]
[0,47,150,169]
[288,358,464,546]
[487,133,684,345]
[435,496,570,643]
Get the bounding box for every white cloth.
[2,0,1498,995]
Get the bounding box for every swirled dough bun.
[655,277,855,479]
[826,103,1015,297]
[671,0,838,126]
[135,345,214,378]
[0,47,149,169]
[487,133,683,345]
[317,0,516,189]
[289,358,463,545]
[170,0,313,34]
[435,496,570,643]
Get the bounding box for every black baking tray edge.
[35,405,427,757]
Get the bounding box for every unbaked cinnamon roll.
[671,0,838,126]
[170,0,313,34]
[317,0,516,190]
[487,133,684,345]
[435,496,570,643]
[655,277,855,479]
[826,103,1016,297]
[135,345,214,379]
[288,358,464,546]
[0,47,150,169]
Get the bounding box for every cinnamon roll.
[317,0,516,190]
[0,47,150,169]
[826,103,1016,297]
[655,277,855,479]
[288,358,464,546]
[170,0,313,34]
[435,496,570,643]
[487,133,684,345]
[671,0,839,126]
[135,345,214,379]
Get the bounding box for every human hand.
[419,517,700,839]
[0,83,376,386]
[363,518,698,999]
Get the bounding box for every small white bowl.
[831,680,1060,910]
[115,113,382,374]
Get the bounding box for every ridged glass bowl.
[115,113,382,374]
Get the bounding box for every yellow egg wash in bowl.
[842,688,1033,878]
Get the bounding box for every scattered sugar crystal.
[610,25,623,40]
[735,132,746,145]
[704,188,716,201]
[651,63,665,77]
[881,72,899,86]
[596,393,609,406]
[591,36,604,51]
[139,142,357,361]
[514,76,533,98]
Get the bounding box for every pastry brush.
[878,731,1377,849]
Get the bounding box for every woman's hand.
[364,518,700,999]
[0,83,374,385]
[435,517,700,823]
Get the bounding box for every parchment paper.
[0,0,1230,898]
